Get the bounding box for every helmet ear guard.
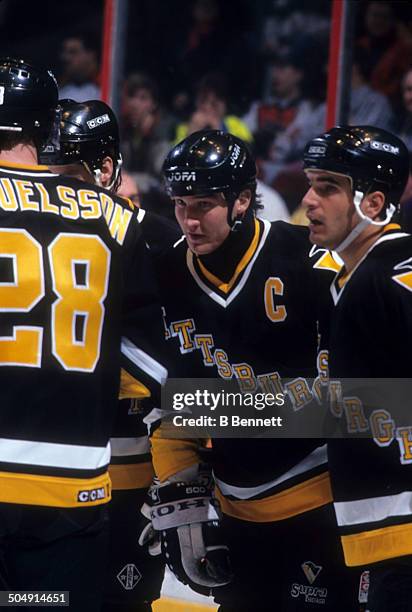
[303,125,409,251]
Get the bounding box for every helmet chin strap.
[83,154,123,192]
[230,213,244,232]
[335,190,396,253]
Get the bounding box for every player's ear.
[362,191,385,221]
[101,156,114,188]
[233,189,252,218]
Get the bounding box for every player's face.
[302,170,356,249]
[173,193,231,255]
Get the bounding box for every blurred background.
[3,0,412,225]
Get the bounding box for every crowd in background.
[2,0,412,222]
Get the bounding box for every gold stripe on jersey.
[0,470,111,507]
[313,251,342,273]
[109,461,154,490]
[216,471,332,523]
[196,219,261,294]
[119,368,151,400]
[151,430,202,482]
[0,161,51,171]
[384,223,402,232]
[341,522,412,566]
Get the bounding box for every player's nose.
[302,187,319,210]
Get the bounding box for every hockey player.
[0,58,166,611]
[41,98,178,611]
[42,98,181,257]
[143,130,359,610]
[302,125,411,611]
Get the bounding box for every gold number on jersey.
[0,229,44,366]
[0,229,110,371]
[264,277,287,322]
[49,234,110,371]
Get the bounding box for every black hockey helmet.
[0,57,59,152]
[162,130,257,225]
[40,98,122,191]
[303,125,409,210]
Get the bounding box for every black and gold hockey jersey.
[324,225,412,566]
[109,209,179,492]
[152,218,337,523]
[0,161,167,508]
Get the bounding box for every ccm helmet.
[303,125,409,251]
[0,57,59,151]
[41,99,122,191]
[162,130,257,227]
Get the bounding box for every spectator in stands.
[356,0,412,103]
[395,67,412,152]
[399,155,412,232]
[243,48,306,150]
[174,72,252,143]
[244,37,327,165]
[120,73,174,182]
[59,31,100,101]
[171,0,256,114]
[275,45,395,183]
[349,47,394,129]
[260,2,330,57]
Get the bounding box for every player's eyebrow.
[314,175,341,185]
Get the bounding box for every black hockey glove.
[138,472,232,591]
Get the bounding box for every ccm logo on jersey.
[87,113,110,129]
[370,140,399,154]
[77,487,107,502]
[169,171,196,181]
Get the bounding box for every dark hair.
[196,72,229,102]
[0,132,35,152]
[125,73,159,102]
[63,30,101,58]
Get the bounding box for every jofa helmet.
[303,125,409,251]
[0,57,59,152]
[162,129,257,229]
[40,99,122,191]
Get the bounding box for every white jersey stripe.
[110,436,150,457]
[0,438,110,470]
[0,168,57,178]
[334,491,412,527]
[121,336,168,385]
[215,444,327,499]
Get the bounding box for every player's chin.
[308,230,328,248]
[189,240,214,255]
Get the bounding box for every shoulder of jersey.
[309,244,343,274]
[267,220,311,254]
[52,174,131,207]
[384,234,412,294]
[154,234,186,269]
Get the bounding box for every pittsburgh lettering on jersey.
[167,316,321,409]
[327,378,412,465]
[0,178,132,245]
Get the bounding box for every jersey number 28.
[0,228,110,372]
